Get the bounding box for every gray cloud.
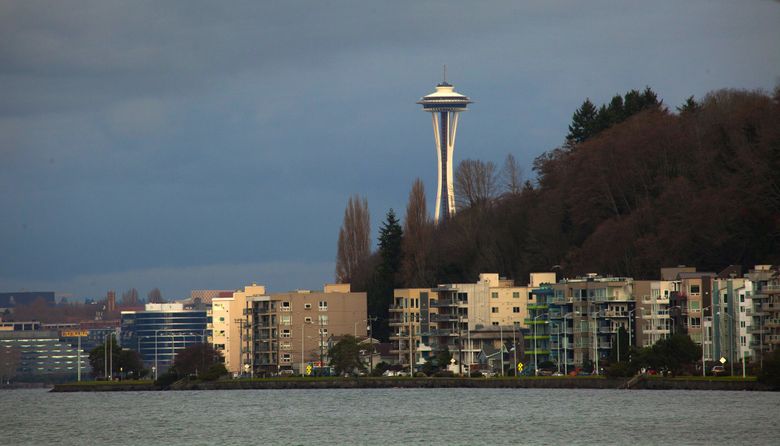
[1,1,778,298]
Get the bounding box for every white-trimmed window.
[318,315,328,325]
[281,329,291,338]
[491,292,498,299]
[282,353,291,362]
[319,301,328,311]
[304,317,313,324]
[281,301,291,311]
[281,315,291,325]
[491,307,499,313]
[304,303,312,310]
[280,342,291,350]
[512,307,520,313]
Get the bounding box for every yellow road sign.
[305,365,313,376]
[517,362,524,372]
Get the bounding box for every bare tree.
[401,179,433,286]
[500,153,523,195]
[121,288,139,306]
[147,288,164,303]
[454,159,498,209]
[336,195,371,284]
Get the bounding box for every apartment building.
[397,273,554,373]
[212,284,266,375]
[711,277,754,369]
[545,275,634,373]
[389,288,434,368]
[248,284,367,376]
[746,265,780,359]
[633,280,676,348]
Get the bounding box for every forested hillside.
[340,87,780,339]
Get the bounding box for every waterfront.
[3,388,779,445]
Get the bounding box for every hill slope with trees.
[340,86,780,340]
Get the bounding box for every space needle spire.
[417,71,472,223]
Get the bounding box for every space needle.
[417,72,472,223]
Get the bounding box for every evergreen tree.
[677,95,700,115]
[378,209,403,278]
[567,98,598,144]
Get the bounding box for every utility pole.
[458,314,463,376]
[77,332,81,382]
[368,316,376,373]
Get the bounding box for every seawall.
[50,377,773,392]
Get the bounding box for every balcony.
[604,310,629,318]
[526,335,550,340]
[430,314,459,322]
[425,329,456,336]
[389,305,404,312]
[524,319,549,325]
[525,349,550,355]
[527,304,548,310]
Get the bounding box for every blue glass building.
[120,304,210,375]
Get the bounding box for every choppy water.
[2,388,779,445]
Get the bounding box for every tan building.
[389,288,436,367]
[634,280,674,348]
[212,284,266,375]
[250,284,367,376]
[391,272,555,372]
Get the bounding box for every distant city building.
[0,329,89,381]
[120,303,210,374]
[0,291,55,314]
[212,284,267,375]
[417,77,472,223]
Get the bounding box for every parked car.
[711,365,726,376]
[552,371,564,377]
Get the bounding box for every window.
[739,294,745,303]
[304,317,313,324]
[281,301,291,311]
[457,292,468,302]
[740,336,746,347]
[740,321,746,328]
[740,306,745,313]
[319,328,328,335]
[513,321,521,326]
[492,321,499,326]
[723,294,728,304]
[318,315,328,325]
[492,292,498,299]
[281,315,291,325]
[512,307,520,313]
[304,303,312,310]
[319,301,328,311]
[280,342,291,350]
[282,353,291,362]
[281,329,291,338]
[689,301,700,311]
[690,285,700,294]
[219,317,224,322]
[512,292,520,299]
[491,307,499,313]
[690,317,701,327]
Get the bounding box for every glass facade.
[120,309,210,372]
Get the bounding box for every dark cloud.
[1,1,779,298]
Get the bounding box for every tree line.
[336,86,780,341]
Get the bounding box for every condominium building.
[247,284,367,376]
[0,329,89,380]
[545,275,635,373]
[711,277,754,368]
[389,288,434,367]
[212,284,266,375]
[746,265,780,358]
[408,272,554,372]
[633,280,674,348]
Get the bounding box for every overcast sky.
[1,1,779,300]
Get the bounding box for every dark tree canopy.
[328,335,365,375]
[172,342,224,377]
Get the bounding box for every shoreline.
[49,376,773,392]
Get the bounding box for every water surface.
[2,388,778,445]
